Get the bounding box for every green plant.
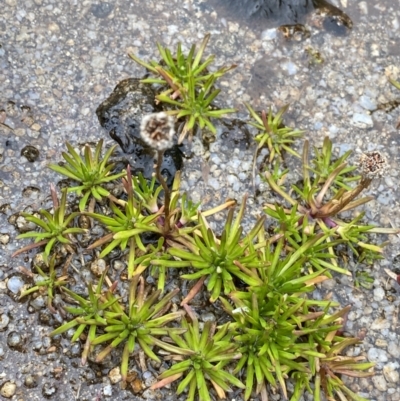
[264,139,398,264]
[49,140,126,211]
[313,331,374,401]
[354,270,374,289]
[89,276,185,381]
[219,289,329,400]
[156,72,236,141]
[129,34,236,142]
[153,196,265,302]
[86,167,163,278]
[12,185,86,261]
[49,271,117,364]
[307,137,360,191]
[19,255,68,313]
[130,34,234,92]
[246,103,303,165]
[151,304,245,401]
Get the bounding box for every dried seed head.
[358,151,388,179]
[140,112,175,151]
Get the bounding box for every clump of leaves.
[49,271,116,365]
[129,33,235,99]
[354,270,374,289]
[308,137,360,191]
[219,231,337,401]
[12,185,86,261]
[246,103,303,165]
[129,34,236,142]
[19,255,68,313]
[86,167,163,278]
[89,275,185,381]
[313,330,374,401]
[156,72,236,142]
[151,304,245,401]
[152,196,265,302]
[49,140,126,211]
[264,138,398,264]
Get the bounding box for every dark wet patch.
[209,0,352,33]
[213,0,314,25]
[96,78,183,187]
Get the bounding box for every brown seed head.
[358,151,388,179]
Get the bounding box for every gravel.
[1,0,400,400]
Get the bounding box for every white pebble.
[261,28,277,41]
[367,347,388,363]
[372,375,387,392]
[359,95,377,111]
[7,276,25,294]
[208,178,220,190]
[383,363,400,383]
[281,61,298,76]
[352,113,373,128]
[103,385,112,397]
[373,287,385,302]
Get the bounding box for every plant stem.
[316,176,372,218]
[156,150,171,234]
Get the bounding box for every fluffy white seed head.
[140,112,175,151]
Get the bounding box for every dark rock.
[21,145,40,162]
[96,78,183,186]
[90,2,114,18]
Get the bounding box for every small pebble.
[7,276,25,294]
[108,367,122,384]
[383,363,400,383]
[373,287,385,302]
[30,296,46,311]
[0,234,10,245]
[352,113,373,127]
[103,384,112,396]
[388,341,400,358]
[372,375,387,392]
[201,312,216,322]
[0,314,10,331]
[24,375,38,388]
[7,331,23,350]
[0,382,16,398]
[91,259,107,276]
[367,347,388,363]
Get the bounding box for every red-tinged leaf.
[150,373,183,390]
[181,276,206,305]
